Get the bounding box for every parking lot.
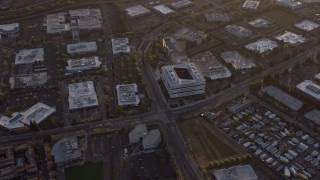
[218,100,320,179]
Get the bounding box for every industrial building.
[124,5,151,18]
[45,13,70,34]
[225,24,252,38]
[212,165,258,180]
[161,63,206,98]
[67,41,97,55]
[69,9,102,30]
[276,0,302,9]
[242,0,260,10]
[51,136,83,170]
[205,13,230,23]
[9,72,48,89]
[249,18,270,28]
[0,102,56,131]
[274,31,306,45]
[0,23,19,40]
[245,38,279,54]
[15,48,44,65]
[143,129,161,150]
[129,124,148,144]
[170,0,193,9]
[294,20,320,32]
[262,85,304,111]
[111,38,130,55]
[153,5,175,15]
[296,80,320,101]
[221,51,256,70]
[190,51,231,80]
[68,81,99,110]
[162,37,189,63]
[116,83,140,106]
[304,109,320,125]
[175,27,208,45]
[66,56,101,72]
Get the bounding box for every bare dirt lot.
[178,117,246,167]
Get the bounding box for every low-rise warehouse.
[129,124,148,144]
[212,165,258,180]
[116,83,140,106]
[170,0,193,9]
[175,27,208,45]
[143,129,161,150]
[0,102,56,131]
[67,41,97,55]
[66,56,101,72]
[124,5,151,18]
[304,109,320,125]
[111,38,130,55]
[296,80,320,101]
[9,72,48,89]
[221,51,256,70]
[274,31,306,45]
[295,20,320,32]
[153,5,175,15]
[225,24,252,38]
[15,48,44,65]
[262,85,304,111]
[51,136,83,170]
[276,0,302,9]
[249,18,270,28]
[0,23,19,39]
[243,0,260,10]
[190,51,231,80]
[68,81,99,110]
[245,38,278,54]
[205,13,230,23]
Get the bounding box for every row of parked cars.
[218,103,320,179]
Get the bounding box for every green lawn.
[65,162,103,180]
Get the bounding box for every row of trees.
[207,153,253,169]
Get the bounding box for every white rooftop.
[221,51,256,70]
[129,124,148,143]
[295,20,320,32]
[296,80,320,101]
[249,18,270,28]
[51,136,82,164]
[0,23,19,33]
[77,16,102,30]
[225,24,252,38]
[213,165,258,180]
[68,81,99,110]
[170,0,193,9]
[275,31,306,45]
[0,102,55,130]
[125,5,151,17]
[304,109,320,125]
[243,0,260,9]
[190,51,232,80]
[153,5,175,15]
[67,41,97,55]
[15,48,44,65]
[175,27,208,43]
[116,83,140,106]
[245,38,278,54]
[69,9,91,17]
[143,129,161,146]
[111,38,130,55]
[262,85,304,111]
[10,72,48,89]
[66,56,101,72]
[205,13,230,22]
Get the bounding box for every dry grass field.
[178,117,246,167]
